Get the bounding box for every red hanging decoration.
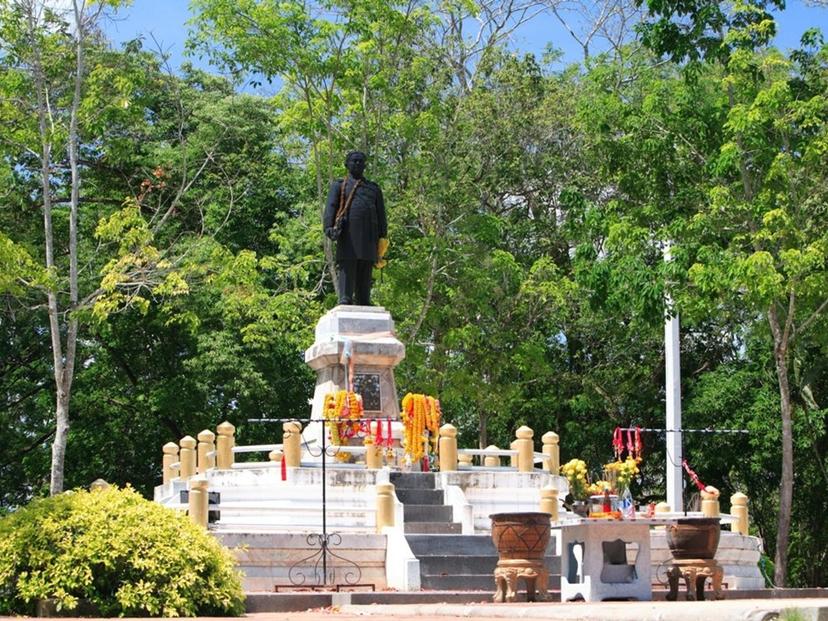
[682,459,706,491]
[612,427,624,460]
[280,453,287,481]
[375,418,383,446]
[386,418,393,448]
[626,428,635,457]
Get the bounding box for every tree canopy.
[1,0,826,587]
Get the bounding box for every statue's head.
[345,151,367,178]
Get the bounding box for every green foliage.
[0,486,244,617]
[2,0,828,589]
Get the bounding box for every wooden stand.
[666,559,724,601]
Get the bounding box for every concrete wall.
[216,531,387,592]
[436,470,568,532]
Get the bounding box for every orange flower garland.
[323,390,364,445]
[401,393,442,462]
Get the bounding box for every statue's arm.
[323,180,339,231]
[377,186,387,238]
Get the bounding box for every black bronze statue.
[324,151,388,305]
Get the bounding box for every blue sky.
[103,0,827,91]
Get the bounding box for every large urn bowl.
[490,512,551,561]
[666,517,721,559]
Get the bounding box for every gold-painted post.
[283,421,302,468]
[458,453,473,467]
[701,489,720,518]
[438,424,458,472]
[216,421,236,469]
[365,437,381,469]
[731,492,749,535]
[516,426,534,473]
[540,486,559,523]
[162,442,180,484]
[655,501,671,530]
[483,445,501,468]
[179,436,197,479]
[90,479,109,491]
[541,431,560,474]
[269,449,283,465]
[376,483,395,532]
[188,475,209,528]
[197,429,216,474]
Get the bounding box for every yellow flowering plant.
[603,457,640,493]
[560,458,590,500]
[587,480,613,496]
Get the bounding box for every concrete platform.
[245,588,828,613]
[339,598,828,620]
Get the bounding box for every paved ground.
[247,599,828,620]
[7,599,827,621]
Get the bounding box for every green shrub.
[0,486,244,617]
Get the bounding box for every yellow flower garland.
[401,393,442,462]
[323,389,364,446]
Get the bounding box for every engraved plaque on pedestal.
[353,373,381,412]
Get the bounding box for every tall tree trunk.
[24,0,70,495]
[478,411,488,450]
[50,386,71,494]
[768,304,794,586]
[49,0,85,495]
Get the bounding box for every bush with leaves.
[0,486,244,617]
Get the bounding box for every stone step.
[404,521,462,534]
[389,472,436,490]
[419,554,561,576]
[395,488,444,505]
[419,555,498,575]
[406,534,497,556]
[403,504,453,522]
[245,590,569,612]
[421,573,562,591]
[420,573,499,591]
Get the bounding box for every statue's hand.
[375,237,389,268]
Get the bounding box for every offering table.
[556,517,675,602]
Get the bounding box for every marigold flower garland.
[401,393,442,462]
[323,390,364,445]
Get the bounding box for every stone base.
[493,560,549,603]
[667,559,725,601]
[305,306,405,419]
[304,306,406,457]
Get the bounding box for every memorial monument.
[305,152,401,453]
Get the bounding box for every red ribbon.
[281,453,287,481]
[612,427,624,460]
[682,459,706,491]
[386,418,392,448]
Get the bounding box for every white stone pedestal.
[303,306,405,456]
[558,519,655,602]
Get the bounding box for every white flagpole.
[663,244,683,512]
